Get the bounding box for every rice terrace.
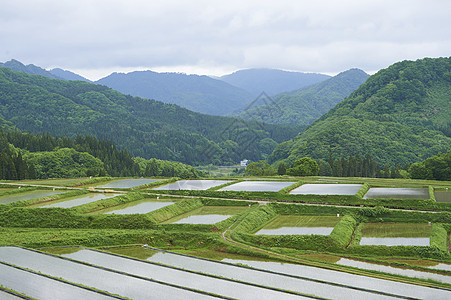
[1,175,451,299]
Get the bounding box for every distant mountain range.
[0,66,299,164]
[268,57,451,166]
[95,71,253,116]
[219,68,331,96]
[0,60,333,116]
[235,69,370,125]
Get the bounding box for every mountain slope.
[219,68,330,96]
[49,68,91,82]
[236,69,369,125]
[268,57,451,166]
[96,71,253,115]
[0,67,299,165]
[0,59,62,80]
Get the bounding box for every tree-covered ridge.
[237,69,369,125]
[1,129,204,179]
[0,67,299,165]
[268,57,451,166]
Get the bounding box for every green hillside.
[0,67,299,165]
[237,69,369,125]
[268,57,451,166]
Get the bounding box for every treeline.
[6,131,139,177]
[0,130,204,179]
[409,151,450,181]
[272,154,407,178]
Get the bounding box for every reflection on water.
[359,237,430,246]
[363,188,429,199]
[0,190,65,204]
[256,227,334,235]
[336,258,451,284]
[0,247,211,300]
[218,181,296,192]
[435,190,451,203]
[153,180,232,190]
[171,214,231,224]
[96,178,162,189]
[429,263,451,272]
[290,184,363,195]
[104,201,174,214]
[40,193,118,208]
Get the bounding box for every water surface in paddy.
[336,258,451,284]
[0,190,65,204]
[218,181,296,192]
[162,206,247,224]
[435,190,451,202]
[359,237,430,246]
[363,188,429,199]
[0,247,212,300]
[289,184,363,195]
[0,262,113,300]
[256,227,334,235]
[63,249,305,300]
[104,201,175,215]
[146,250,448,299]
[95,178,163,189]
[152,180,232,190]
[38,193,119,208]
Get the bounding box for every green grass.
[263,215,341,229]
[8,178,88,186]
[361,223,432,237]
[161,206,249,224]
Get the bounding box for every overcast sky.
[1,0,450,80]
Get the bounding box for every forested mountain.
[96,70,253,115]
[0,67,299,165]
[219,68,330,96]
[236,69,369,125]
[0,59,62,80]
[268,57,451,166]
[49,68,91,82]
[0,129,204,179]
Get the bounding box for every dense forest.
[268,57,451,166]
[0,129,204,180]
[0,67,300,165]
[237,69,369,125]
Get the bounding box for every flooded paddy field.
[289,184,363,195]
[218,181,296,192]
[162,206,247,224]
[435,190,451,202]
[255,215,341,236]
[0,190,65,204]
[363,188,429,199]
[359,223,431,246]
[102,200,175,215]
[95,178,163,189]
[0,261,115,299]
[146,248,449,299]
[32,193,119,208]
[62,248,306,299]
[336,258,451,284]
[152,180,232,190]
[0,247,215,300]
